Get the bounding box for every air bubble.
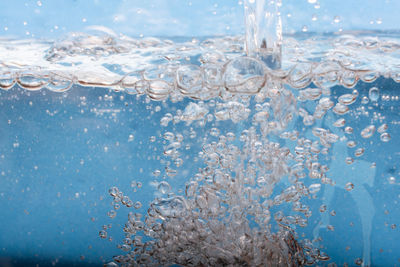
[319,204,327,212]
[158,181,171,194]
[134,201,142,209]
[224,57,265,94]
[345,182,354,191]
[355,258,363,266]
[347,141,356,148]
[107,210,117,219]
[99,230,107,239]
[344,126,353,134]
[354,148,365,157]
[333,118,345,127]
[377,124,388,133]
[368,87,379,101]
[388,177,396,184]
[338,93,357,105]
[360,125,376,138]
[346,157,354,165]
[380,133,391,142]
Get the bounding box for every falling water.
[244,0,282,69]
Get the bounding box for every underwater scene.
[0,1,399,266]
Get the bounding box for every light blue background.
[0,0,399,39]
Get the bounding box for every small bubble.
[361,125,375,138]
[109,187,119,197]
[134,201,142,209]
[36,1,42,6]
[333,118,345,127]
[361,96,369,104]
[346,157,354,165]
[158,181,171,194]
[330,210,336,216]
[347,140,357,148]
[355,258,363,266]
[391,224,397,229]
[333,16,341,23]
[99,230,107,239]
[345,182,354,191]
[369,87,379,101]
[319,204,327,212]
[344,127,353,134]
[380,133,391,142]
[302,25,308,32]
[311,14,318,21]
[388,177,396,184]
[128,134,134,142]
[327,225,335,231]
[107,210,117,219]
[377,124,388,133]
[354,147,365,157]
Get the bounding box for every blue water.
[1,1,400,266]
[0,76,399,266]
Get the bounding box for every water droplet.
[368,87,379,101]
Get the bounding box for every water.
[1,1,400,267]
